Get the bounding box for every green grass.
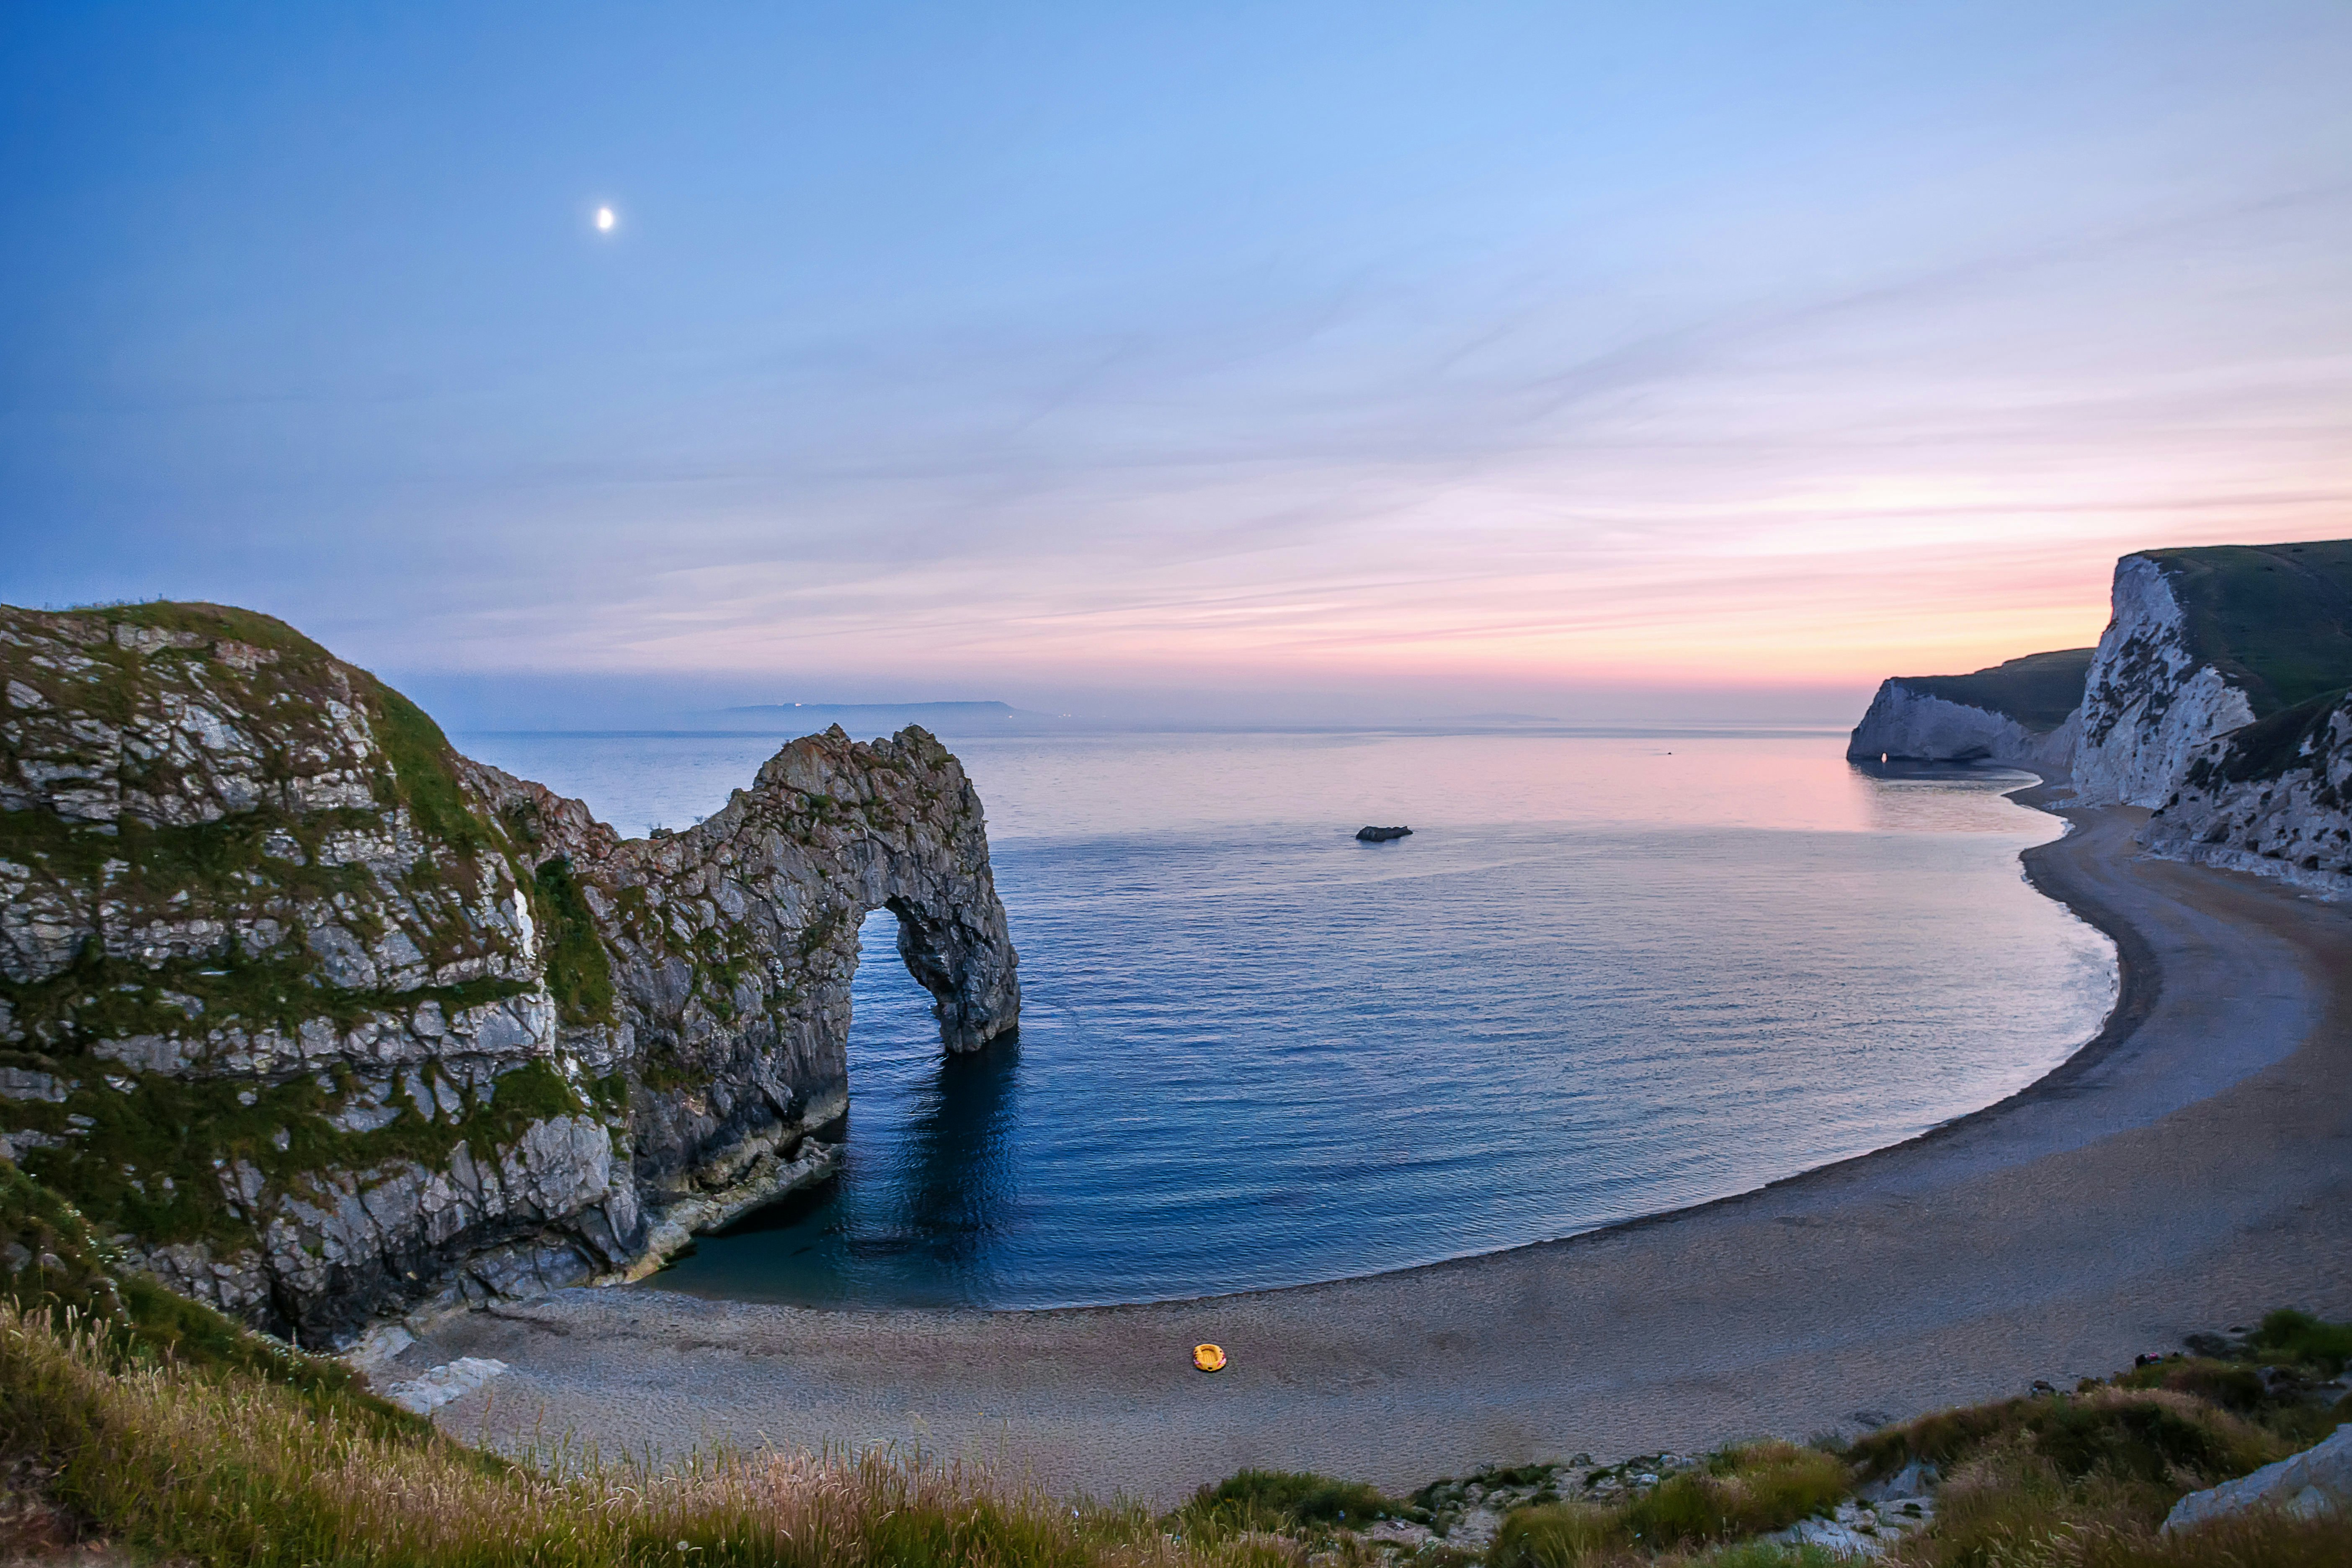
[1490,1501,1627,1568]
[532,856,617,1026]
[1900,648,2097,732]
[1176,1468,1397,1533]
[358,676,495,859]
[1848,1386,2286,1489]
[7,1038,583,1258]
[2245,1308,2352,1376]
[1622,1444,1848,1550]
[1486,1443,1848,1567]
[0,1159,389,1413]
[2142,539,2352,716]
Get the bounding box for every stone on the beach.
[2163,1423,2352,1533]
[1857,1459,1937,1502]
[382,1357,510,1416]
[1767,1497,1936,1559]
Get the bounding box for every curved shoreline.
[418,797,2352,1504]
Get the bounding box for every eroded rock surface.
[2140,689,2352,900]
[2073,556,2259,807]
[0,602,1017,1342]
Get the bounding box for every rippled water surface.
[459,730,2117,1309]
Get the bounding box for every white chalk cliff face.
[2138,695,2352,900]
[1846,689,2079,773]
[2073,556,2257,807]
[0,603,1018,1344]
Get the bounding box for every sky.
[3,2,2348,727]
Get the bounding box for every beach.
[414,798,2352,1506]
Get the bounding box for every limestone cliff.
[1845,650,2090,774]
[2071,557,2257,806]
[0,602,1017,1343]
[2138,689,2352,900]
[2074,542,2352,806]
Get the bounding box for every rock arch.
[510,725,1022,1207]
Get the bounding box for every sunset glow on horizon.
[4,4,2347,726]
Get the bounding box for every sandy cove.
[413,799,2352,1506]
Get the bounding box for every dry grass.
[1885,1433,2351,1568]
[0,1304,1295,1568]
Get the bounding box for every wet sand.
[418,801,2352,1504]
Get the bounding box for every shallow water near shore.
[459,729,2117,1310]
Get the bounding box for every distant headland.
[1849,538,2352,902]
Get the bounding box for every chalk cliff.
[2075,542,2352,807]
[1846,650,2090,774]
[0,602,1017,1343]
[2138,689,2352,900]
[2071,557,2257,806]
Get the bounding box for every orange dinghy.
[1192,1343,1227,1372]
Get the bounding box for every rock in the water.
[2164,1423,2352,1532]
[1356,825,1412,843]
[0,601,1019,1343]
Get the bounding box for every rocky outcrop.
[2072,556,2259,806]
[1845,650,2090,774]
[2164,1423,2352,1532]
[2138,688,2352,900]
[0,602,1017,1343]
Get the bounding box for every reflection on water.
[460,731,2119,1310]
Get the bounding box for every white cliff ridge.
[2072,555,2257,807]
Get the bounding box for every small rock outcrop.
[0,602,1018,1342]
[2164,1423,2352,1532]
[1356,825,1412,843]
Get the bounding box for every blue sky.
[3,3,2347,725]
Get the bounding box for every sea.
[457,728,2117,1311]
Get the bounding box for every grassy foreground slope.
[2146,539,2352,717]
[1897,649,2096,732]
[6,1156,2352,1568]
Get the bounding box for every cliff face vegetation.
[0,601,1018,1344]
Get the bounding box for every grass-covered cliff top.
[1894,648,2095,732]
[2143,539,2352,718]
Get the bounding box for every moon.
[595,206,616,233]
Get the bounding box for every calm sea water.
[458,729,2116,1310]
